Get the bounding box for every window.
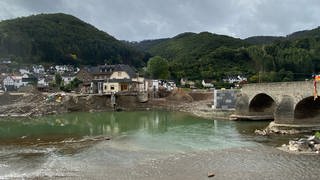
[121,84,128,91]
[111,86,115,90]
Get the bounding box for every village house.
[21,74,37,86]
[61,73,76,85]
[37,76,49,87]
[0,58,12,64]
[202,80,214,88]
[19,68,31,75]
[180,78,195,88]
[32,65,45,74]
[77,64,146,94]
[223,75,247,84]
[55,65,79,74]
[102,64,146,94]
[3,75,23,91]
[148,79,176,92]
[77,65,112,94]
[76,68,93,93]
[37,75,54,92]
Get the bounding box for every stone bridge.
[234,81,320,126]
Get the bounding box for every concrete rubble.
[279,135,320,154]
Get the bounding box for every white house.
[55,65,67,73]
[55,65,79,74]
[180,78,195,88]
[37,75,53,87]
[3,75,23,91]
[148,80,176,92]
[223,75,247,84]
[19,68,31,75]
[38,78,49,87]
[61,75,76,85]
[202,80,214,88]
[32,65,45,74]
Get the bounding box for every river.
[0,111,319,179]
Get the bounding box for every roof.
[11,76,23,80]
[92,78,135,83]
[203,79,213,83]
[113,64,137,78]
[84,64,137,78]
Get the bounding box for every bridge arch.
[294,96,320,123]
[249,93,276,116]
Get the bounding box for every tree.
[55,73,62,87]
[147,56,169,79]
[62,78,83,92]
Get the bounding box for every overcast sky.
[0,0,320,41]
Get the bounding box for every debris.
[280,135,320,154]
[207,172,215,178]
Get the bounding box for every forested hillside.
[0,13,146,66]
[132,32,250,80]
[1,13,320,83]
[133,28,320,82]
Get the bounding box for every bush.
[315,131,320,139]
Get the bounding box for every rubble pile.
[0,93,68,117]
[280,135,320,154]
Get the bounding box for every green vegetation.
[61,78,82,92]
[1,13,320,84]
[244,36,284,45]
[146,56,169,79]
[315,131,320,139]
[0,13,146,67]
[136,32,250,81]
[54,74,62,88]
[134,28,320,82]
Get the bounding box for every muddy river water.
[0,111,319,179]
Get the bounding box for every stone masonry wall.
[213,89,239,110]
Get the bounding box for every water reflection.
[0,111,206,143]
[0,111,261,151]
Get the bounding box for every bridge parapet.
[242,81,315,103]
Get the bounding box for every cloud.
[0,0,320,41]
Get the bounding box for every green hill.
[136,32,248,58]
[287,27,320,39]
[133,28,320,82]
[133,32,251,80]
[244,36,285,45]
[0,13,146,66]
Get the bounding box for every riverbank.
[0,90,232,120]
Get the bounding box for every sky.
[0,0,320,41]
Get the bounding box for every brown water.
[0,111,319,179]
